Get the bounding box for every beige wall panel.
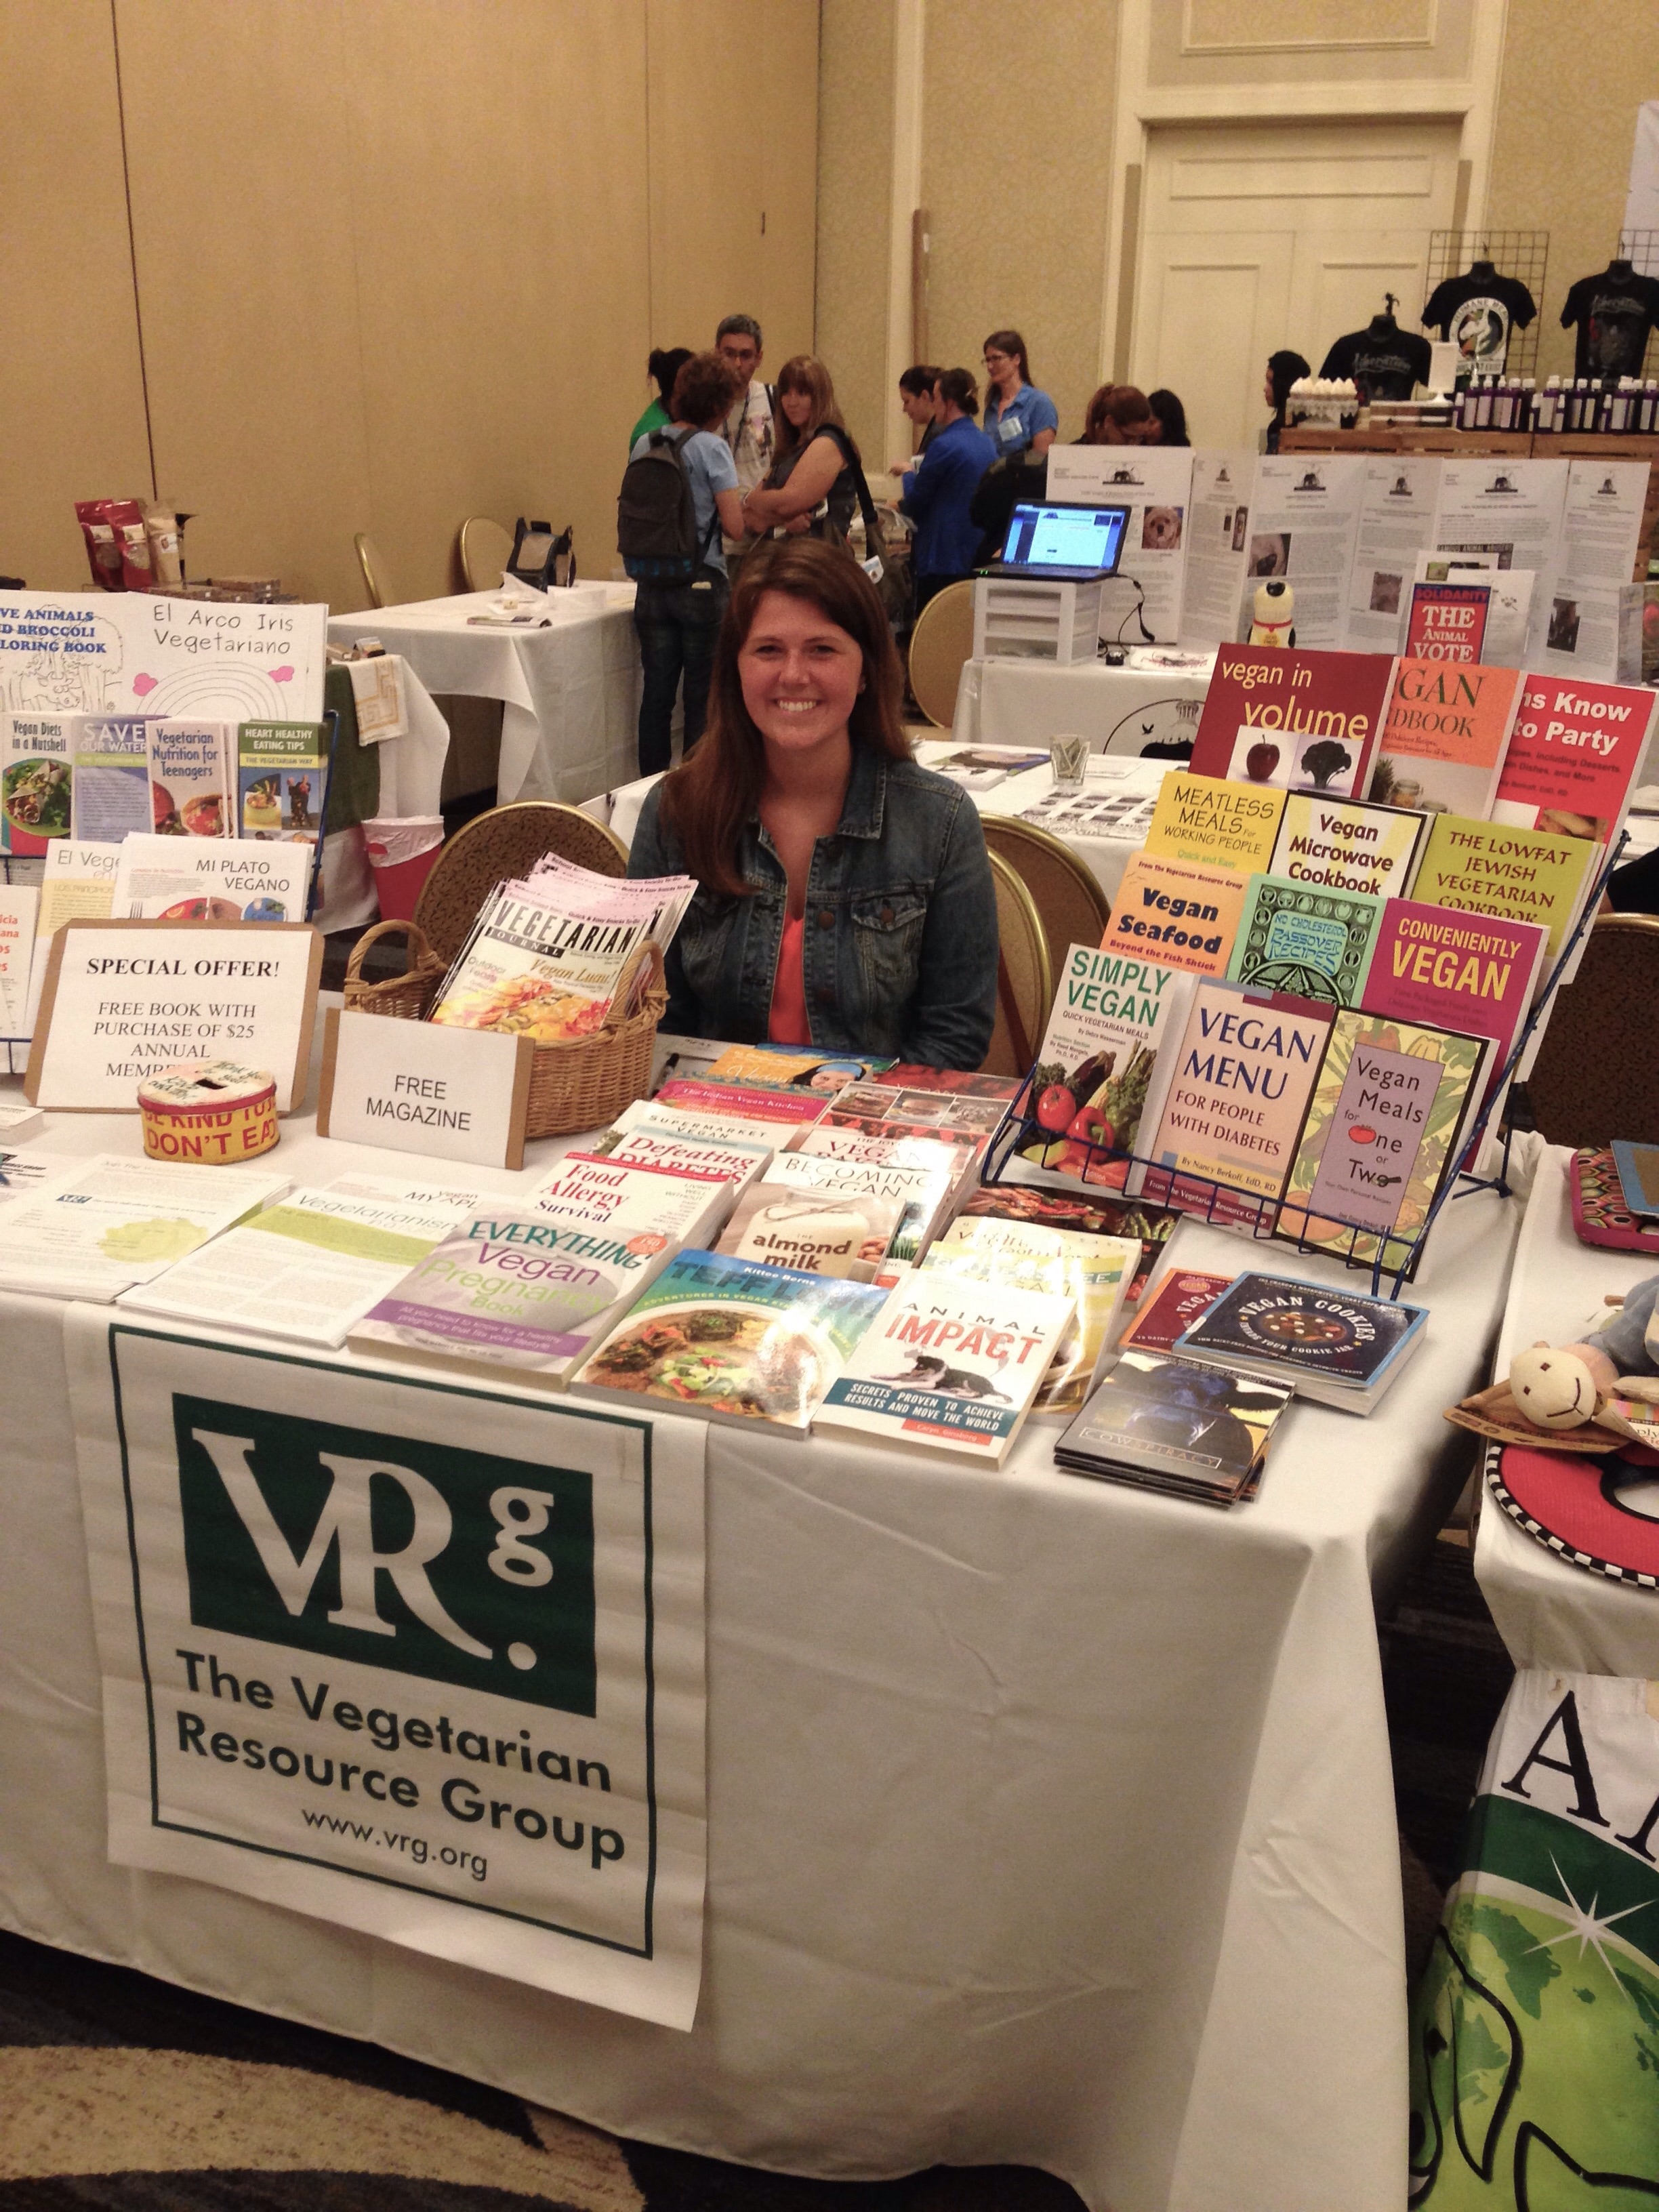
[115,0,371,611]
[922,0,1117,445]
[1148,0,1472,85]
[1487,0,1659,385]
[340,0,651,603]
[758,0,821,371]
[814,0,893,465]
[647,0,766,361]
[0,1,152,588]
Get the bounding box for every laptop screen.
[1000,503,1129,573]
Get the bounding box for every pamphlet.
[1,713,77,855]
[1189,644,1393,796]
[0,886,38,1038]
[1017,942,1194,1188]
[1430,457,1568,657]
[145,719,232,838]
[1411,813,1593,963]
[1344,457,1442,652]
[1369,659,1521,817]
[237,720,330,844]
[1267,791,1428,901]
[1181,451,1256,649]
[1536,459,1650,680]
[1143,771,1286,876]
[573,1247,890,1435]
[112,832,312,922]
[1239,453,1368,649]
[0,1154,288,1302]
[1102,853,1248,977]
[815,1273,1074,1464]
[1172,1269,1428,1410]
[1052,1348,1292,1507]
[1226,874,1384,1005]
[930,746,1051,790]
[1139,978,1334,1218]
[119,1187,462,1346]
[920,1213,1139,1417]
[70,716,151,842]
[1275,1009,1490,1276]
[1017,785,1160,842]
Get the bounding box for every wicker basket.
[342,922,669,1141]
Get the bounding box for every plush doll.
[1248,578,1296,648]
[1508,1274,1659,1432]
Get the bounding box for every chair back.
[907,580,976,727]
[458,516,516,594]
[1525,914,1659,1147]
[412,801,629,964]
[980,815,1112,983]
[983,848,1054,1079]
[354,532,396,611]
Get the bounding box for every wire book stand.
[1617,232,1659,377]
[1422,230,1551,382]
[981,832,1627,1301]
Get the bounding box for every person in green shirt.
[628,347,693,452]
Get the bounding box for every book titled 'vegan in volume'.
[815,1275,1075,1465]
[1189,644,1395,796]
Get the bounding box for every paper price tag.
[316,1007,533,1170]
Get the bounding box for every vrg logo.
[171,1395,596,1716]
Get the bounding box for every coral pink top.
[768,912,810,1046]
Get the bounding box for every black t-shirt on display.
[1319,325,1433,401]
[1560,268,1659,379]
[1422,271,1538,373]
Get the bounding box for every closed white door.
[1134,120,1462,447]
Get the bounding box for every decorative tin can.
[137,1059,279,1165]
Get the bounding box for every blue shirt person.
[900,372,995,587]
[981,327,1059,459]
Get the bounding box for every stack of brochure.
[0,1155,289,1303]
[430,859,694,1044]
[1054,1348,1293,1507]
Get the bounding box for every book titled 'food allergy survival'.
[1275,1010,1489,1278]
[352,1169,720,1382]
[1018,943,1194,1189]
[815,1273,1075,1465]
[573,1248,889,1433]
[1173,1270,1428,1412]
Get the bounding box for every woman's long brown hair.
[657,539,911,897]
[769,354,860,468]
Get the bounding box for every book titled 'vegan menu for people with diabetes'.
[571,1247,890,1435]
[814,1273,1075,1465]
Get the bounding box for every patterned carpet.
[0,1533,1507,2206]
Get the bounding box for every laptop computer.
[979,501,1130,581]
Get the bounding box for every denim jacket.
[628,746,999,1070]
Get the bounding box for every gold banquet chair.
[353,532,397,611]
[413,801,629,964]
[983,848,1054,1080]
[980,815,1113,984]
[458,516,516,594]
[1524,913,1659,1148]
[907,580,976,728]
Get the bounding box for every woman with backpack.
[739,356,864,544]
[623,352,746,777]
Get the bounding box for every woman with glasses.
[981,328,1059,461]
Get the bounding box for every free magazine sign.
[66,1316,707,2028]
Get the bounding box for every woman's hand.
[783,512,811,535]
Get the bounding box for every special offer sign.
[67,1317,708,2029]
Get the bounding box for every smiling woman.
[627,541,1000,1069]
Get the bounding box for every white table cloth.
[951,659,1213,758]
[0,1033,1520,2212]
[329,587,641,807]
[600,747,1170,909]
[314,657,451,936]
[1475,1143,1659,1676]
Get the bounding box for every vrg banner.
[66,1314,707,2030]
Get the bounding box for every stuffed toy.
[1248,578,1296,648]
[1446,1274,1659,1452]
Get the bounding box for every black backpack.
[617,426,720,582]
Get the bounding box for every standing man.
[715,314,774,570]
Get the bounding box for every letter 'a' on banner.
[64,1314,707,2030]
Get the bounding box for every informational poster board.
[0,593,327,724]
[66,1319,708,2030]
[1044,447,1195,645]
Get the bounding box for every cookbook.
[920,1212,1140,1417]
